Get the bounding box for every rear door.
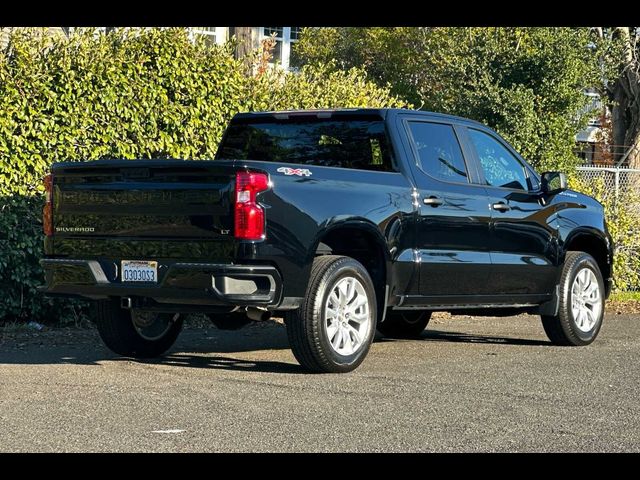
[399,116,493,299]
[465,127,558,296]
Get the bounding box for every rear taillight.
[234,172,269,241]
[43,173,54,236]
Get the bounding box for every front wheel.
[284,255,377,373]
[95,299,183,358]
[541,251,605,346]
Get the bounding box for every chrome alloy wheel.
[324,276,371,356]
[571,267,602,333]
[131,311,180,341]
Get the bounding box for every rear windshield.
[216,119,396,172]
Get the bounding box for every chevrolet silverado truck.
[40,108,614,373]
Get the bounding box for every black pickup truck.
[41,108,613,373]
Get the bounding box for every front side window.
[408,121,468,183]
[217,119,396,172]
[468,129,528,191]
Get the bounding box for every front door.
[403,120,493,299]
[466,127,558,296]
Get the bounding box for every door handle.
[491,202,511,212]
[423,196,443,207]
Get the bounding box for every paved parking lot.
[1,313,639,452]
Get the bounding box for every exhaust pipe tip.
[246,307,271,322]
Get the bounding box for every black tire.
[95,299,183,358]
[284,255,377,373]
[377,311,431,338]
[207,312,252,330]
[541,251,605,346]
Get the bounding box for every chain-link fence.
[575,165,640,198]
[575,165,640,292]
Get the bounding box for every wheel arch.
[310,220,391,320]
[563,229,612,285]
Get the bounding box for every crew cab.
[41,109,614,373]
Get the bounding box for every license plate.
[121,260,158,283]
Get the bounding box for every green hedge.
[569,176,640,292]
[0,28,406,322]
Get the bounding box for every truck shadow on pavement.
[131,325,307,373]
[130,352,305,374]
[0,323,551,373]
[407,329,551,346]
[0,325,306,374]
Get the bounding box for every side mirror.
[541,171,567,194]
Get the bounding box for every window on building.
[262,27,302,71]
[263,27,284,64]
[289,27,303,70]
[189,27,227,46]
[578,91,603,127]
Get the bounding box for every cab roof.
[231,108,486,127]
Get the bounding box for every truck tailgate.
[49,160,239,262]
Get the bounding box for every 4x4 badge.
[277,167,312,177]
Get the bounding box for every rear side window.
[407,122,468,183]
[217,119,396,172]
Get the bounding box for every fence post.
[615,168,620,199]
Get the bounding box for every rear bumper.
[39,259,283,307]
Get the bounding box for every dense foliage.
[296,27,640,292]
[295,27,601,173]
[1,28,637,322]
[0,28,406,322]
[570,177,640,292]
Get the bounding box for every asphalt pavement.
[1,313,639,452]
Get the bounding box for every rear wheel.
[95,299,183,358]
[284,255,377,373]
[541,251,605,346]
[378,311,431,338]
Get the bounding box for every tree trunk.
[608,27,640,168]
[232,27,255,76]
